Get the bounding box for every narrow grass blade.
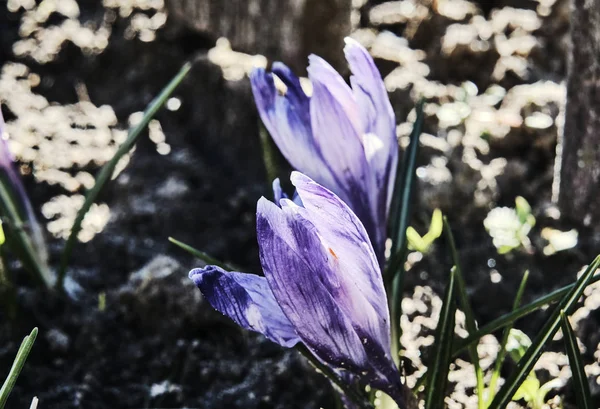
[387,99,425,278]
[168,237,236,271]
[560,310,592,409]
[415,268,600,391]
[442,217,485,408]
[486,270,529,406]
[454,270,600,355]
[258,125,279,190]
[488,255,600,409]
[296,344,374,409]
[0,180,52,288]
[57,62,192,289]
[387,100,424,363]
[0,221,17,318]
[0,327,38,409]
[0,111,51,287]
[424,266,456,409]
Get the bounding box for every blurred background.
[2,0,600,408]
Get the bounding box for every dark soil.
[1,0,599,408]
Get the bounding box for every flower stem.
[296,345,374,409]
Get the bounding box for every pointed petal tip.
[249,68,274,93]
[249,66,267,80]
[343,38,376,69]
[289,170,305,183]
[272,177,281,191]
[290,171,318,192]
[272,178,288,207]
[291,171,332,195]
[307,55,339,79]
[189,268,201,280]
[189,265,221,282]
[257,196,284,223]
[343,36,362,49]
[271,62,294,79]
[257,195,272,211]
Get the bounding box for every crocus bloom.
[250,38,397,264]
[190,172,405,407]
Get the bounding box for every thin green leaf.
[57,62,192,289]
[387,99,425,278]
[454,271,600,355]
[414,268,600,392]
[486,270,529,406]
[296,344,374,409]
[387,100,424,364]
[168,237,236,271]
[425,266,456,409]
[0,327,38,409]
[0,221,15,317]
[488,255,600,409]
[443,217,485,409]
[0,181,52,288]
[560,310,592,409]
[258,125,280,192]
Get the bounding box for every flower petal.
[256,197,370,372]
[189,265,300,348]
[272,178,286,205]
[258,193,404,403]
[250,66,334,188]
[344,38,396,164]
[272,177,303,207]
[291,172,391,349]
[306,56,376,244]
[307,56,369,190]
[345,38,398,251]
[290,172,402,395]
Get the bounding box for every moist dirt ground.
[1,0,599,408]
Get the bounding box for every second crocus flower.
[190,172,405,408]
[250,38,397,264]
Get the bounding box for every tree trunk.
[557,0,600,227]
[165,0,352,73]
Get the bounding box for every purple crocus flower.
[250,38,397,264]
[190,172,405,407]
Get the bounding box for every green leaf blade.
[454,271,600,355]
[425,267,457,409]
[168,237,235,271]
[0,327,38,409]
[388,100,425,364]
[486,270,530,405]
[442,217,485,408]
[488,255,600,409]
[560,310,593,409]
[387,99,425,278]
[57,62,192,289]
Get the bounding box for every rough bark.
[165,0,351,73]
[557,0,600,226]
